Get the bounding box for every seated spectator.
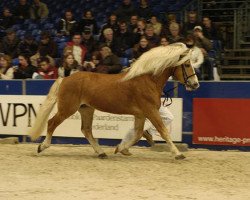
[0,54,14,79]
[96,45,122,74]
[144,24,160,47]
[99,28,120,56]
[128,14,138,32]
[114,0,136,22]
[14,0,30,20]
[202,16,221,40]
[0,29,20,58]
[160,36,170,46]
[57,10,77,37]
[161,13,177,36]
[78,10,98,35]
[133,18,147,44]
[150,15,162,36]
[0,7,15,31]
[137,0,152,22]
[30,47,55,67]
[33,57,58,79]
[66,33,87,66]
[13,54,37,79]
[100,13,119,40]
[168,22,184,43]
[58,53,80,77]
[30,0,49,20]
[132,36,152,59]
[81,27,98,60]
[193,26,213,80]
[116,21,135,57]
[183,11,202,35]
[184,34,204,79]
[17,33,38,57]
[38,31,57,58]
[82,51,102,72]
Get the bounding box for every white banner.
[0,95,183,141]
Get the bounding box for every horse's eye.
[184,64,190,68]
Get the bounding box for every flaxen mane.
[123,43,191,81]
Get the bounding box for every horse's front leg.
[147,109,185,160]
[115,115,145,155]
[78,106,107,159]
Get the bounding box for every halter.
[162,64,196,107]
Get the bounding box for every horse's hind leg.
[78,106,107,159]
[146,109,185,160]
[38,104,80,153]
[115,116,145,155]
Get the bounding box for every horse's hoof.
[37,144,43,153]
[120,149,132,156]
[98,153,108,159]
[175,154,186,160]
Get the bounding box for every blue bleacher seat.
[12,58,19,66]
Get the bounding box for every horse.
[29,43,199,160]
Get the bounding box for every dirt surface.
[0,144,250,200]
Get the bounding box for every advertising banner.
[193,98,250,146]
[0,95,183,141]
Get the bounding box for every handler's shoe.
[142,131,155,146]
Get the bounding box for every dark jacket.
[14,64,37,79]
[57,18,77,36]
[17,40,38,57]
[115,3,136,22]
[0,36,20,58]
[14,4,30,19]
[97,54,122,74]
[38,39,58,58]
[78,18,98,35]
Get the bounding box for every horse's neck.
[154,67,173,92]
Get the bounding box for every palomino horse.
[29,43,199,160]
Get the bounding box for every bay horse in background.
[29,43,199,160]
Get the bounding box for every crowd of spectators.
[0,0,223,81]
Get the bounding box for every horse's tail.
[29,78,63,141]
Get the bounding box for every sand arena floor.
[0,143,250,200]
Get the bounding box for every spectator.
[114,0,136,22]
[202,16,220,40]
[0,54,14,79]
[82,51,102,72]
[78,10,98,35]
[193,26,213,80]
[38,31,57,58]
[30,47,55,67]
[0,29,20,58]
[57,10,77,37]
[133,36,152,59]
[116,21,135,57]
[168,22,184,43]
[161,13,177,36]
[150,15,162,36]
[14,0,30,20]
[133,18,147,43]
[183,11,202,35]
[96,45,122,74]
[30,0,49,20]
[58,53,80,77]
[137,0,152,22]
[184,34,204,79]
[17,33,38,57]
[160,36,170,46]
[81,27,98,60]
[13,54,37,79]
[128,14,138,32]
[66,33,87,66]
[99,28,119,57]
[0,7,15,31]
[34,57,58,79]
[144,24,160,47]
[100,13,119,40]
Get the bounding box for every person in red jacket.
[66,33,87,66]
[35,57,58,79]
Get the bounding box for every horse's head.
[172,50,199,91]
